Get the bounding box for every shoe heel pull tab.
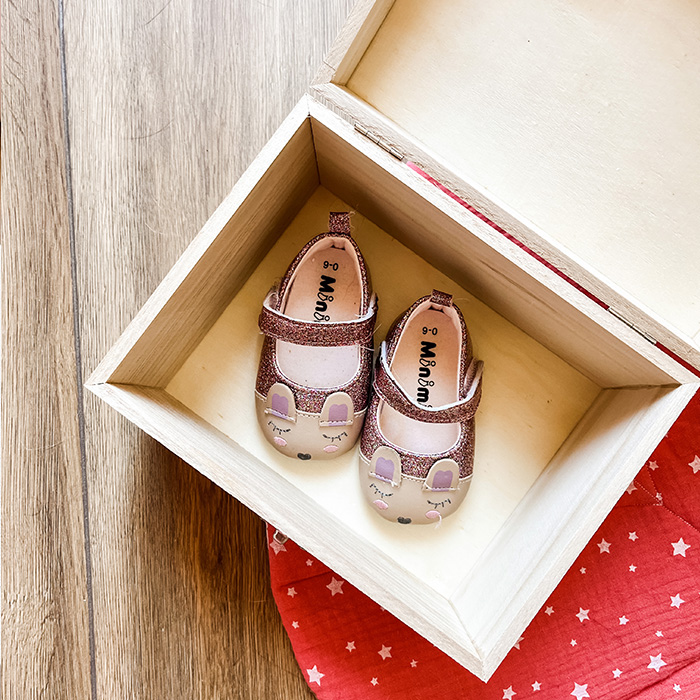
[430,289,453,307]
[328,211,351,235]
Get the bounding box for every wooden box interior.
[315,0,700,370]
[88,100,697,679]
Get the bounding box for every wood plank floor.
[2,0,354,697]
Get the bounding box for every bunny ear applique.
[423,459,461,492]
[264,382,296,423]
[369,446,402,488]
[319,392,354,427]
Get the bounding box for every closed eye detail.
[369,483,392,499]
[322,431,348,443]
[268,420,291,435]
[427,498,452,509]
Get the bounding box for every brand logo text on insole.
[417,337,437,405]
[315,273,336,321]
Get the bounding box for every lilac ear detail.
[369,446,402,487]
[432,470,453,490]
[270,394,289,417]
[264,382,296,423]
[319,392,354,427]
[423,458,460,492]
[328,403,348,423]
[374,457,395,483]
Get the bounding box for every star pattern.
[672,538,691,557]
[267,396,700,700]
[269,538,287,555]
[670,594,685,608]
[326,577,345,596]
[571,682,589,699]
[648,653,667,672]
[307,665,324,686]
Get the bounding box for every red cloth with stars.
[268,395,700,699]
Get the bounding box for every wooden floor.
[2,0,354,697]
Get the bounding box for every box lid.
[312,0,700,374]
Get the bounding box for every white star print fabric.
[268,395,700,698]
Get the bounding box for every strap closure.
[258,288,377,347]
[373,342,482,423]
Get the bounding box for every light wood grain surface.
[2,0,354,697]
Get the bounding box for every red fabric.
[268,395,700,699]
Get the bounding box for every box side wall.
[308,105,686,388]
[451,382,698,674]
[314,0,395,85]
[88,103,318,389]
[87,381,487,678]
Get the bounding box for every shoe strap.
[373,342,483,423]
[259,288,377,347]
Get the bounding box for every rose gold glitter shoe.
[255,212,377,460]
[359,290,483,524]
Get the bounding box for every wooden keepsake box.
[87,0,700,681]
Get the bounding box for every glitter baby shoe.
[255,212,377,461]
[359,290,483,524]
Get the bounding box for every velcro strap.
[258,289,377,347]
[373,342,482,423]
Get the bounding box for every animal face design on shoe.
[254,213,377,461]
[360,446,471,524]
[358,290,483,525]
[256,383,364,460]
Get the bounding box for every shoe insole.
[277,240,363,388]
[379,305,461,454]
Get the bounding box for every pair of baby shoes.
[255,213,483,525]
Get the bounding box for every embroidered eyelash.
[322,431,348,443]
[427,498,452,509]
[268,420,291,435]
[369,483,392,498]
